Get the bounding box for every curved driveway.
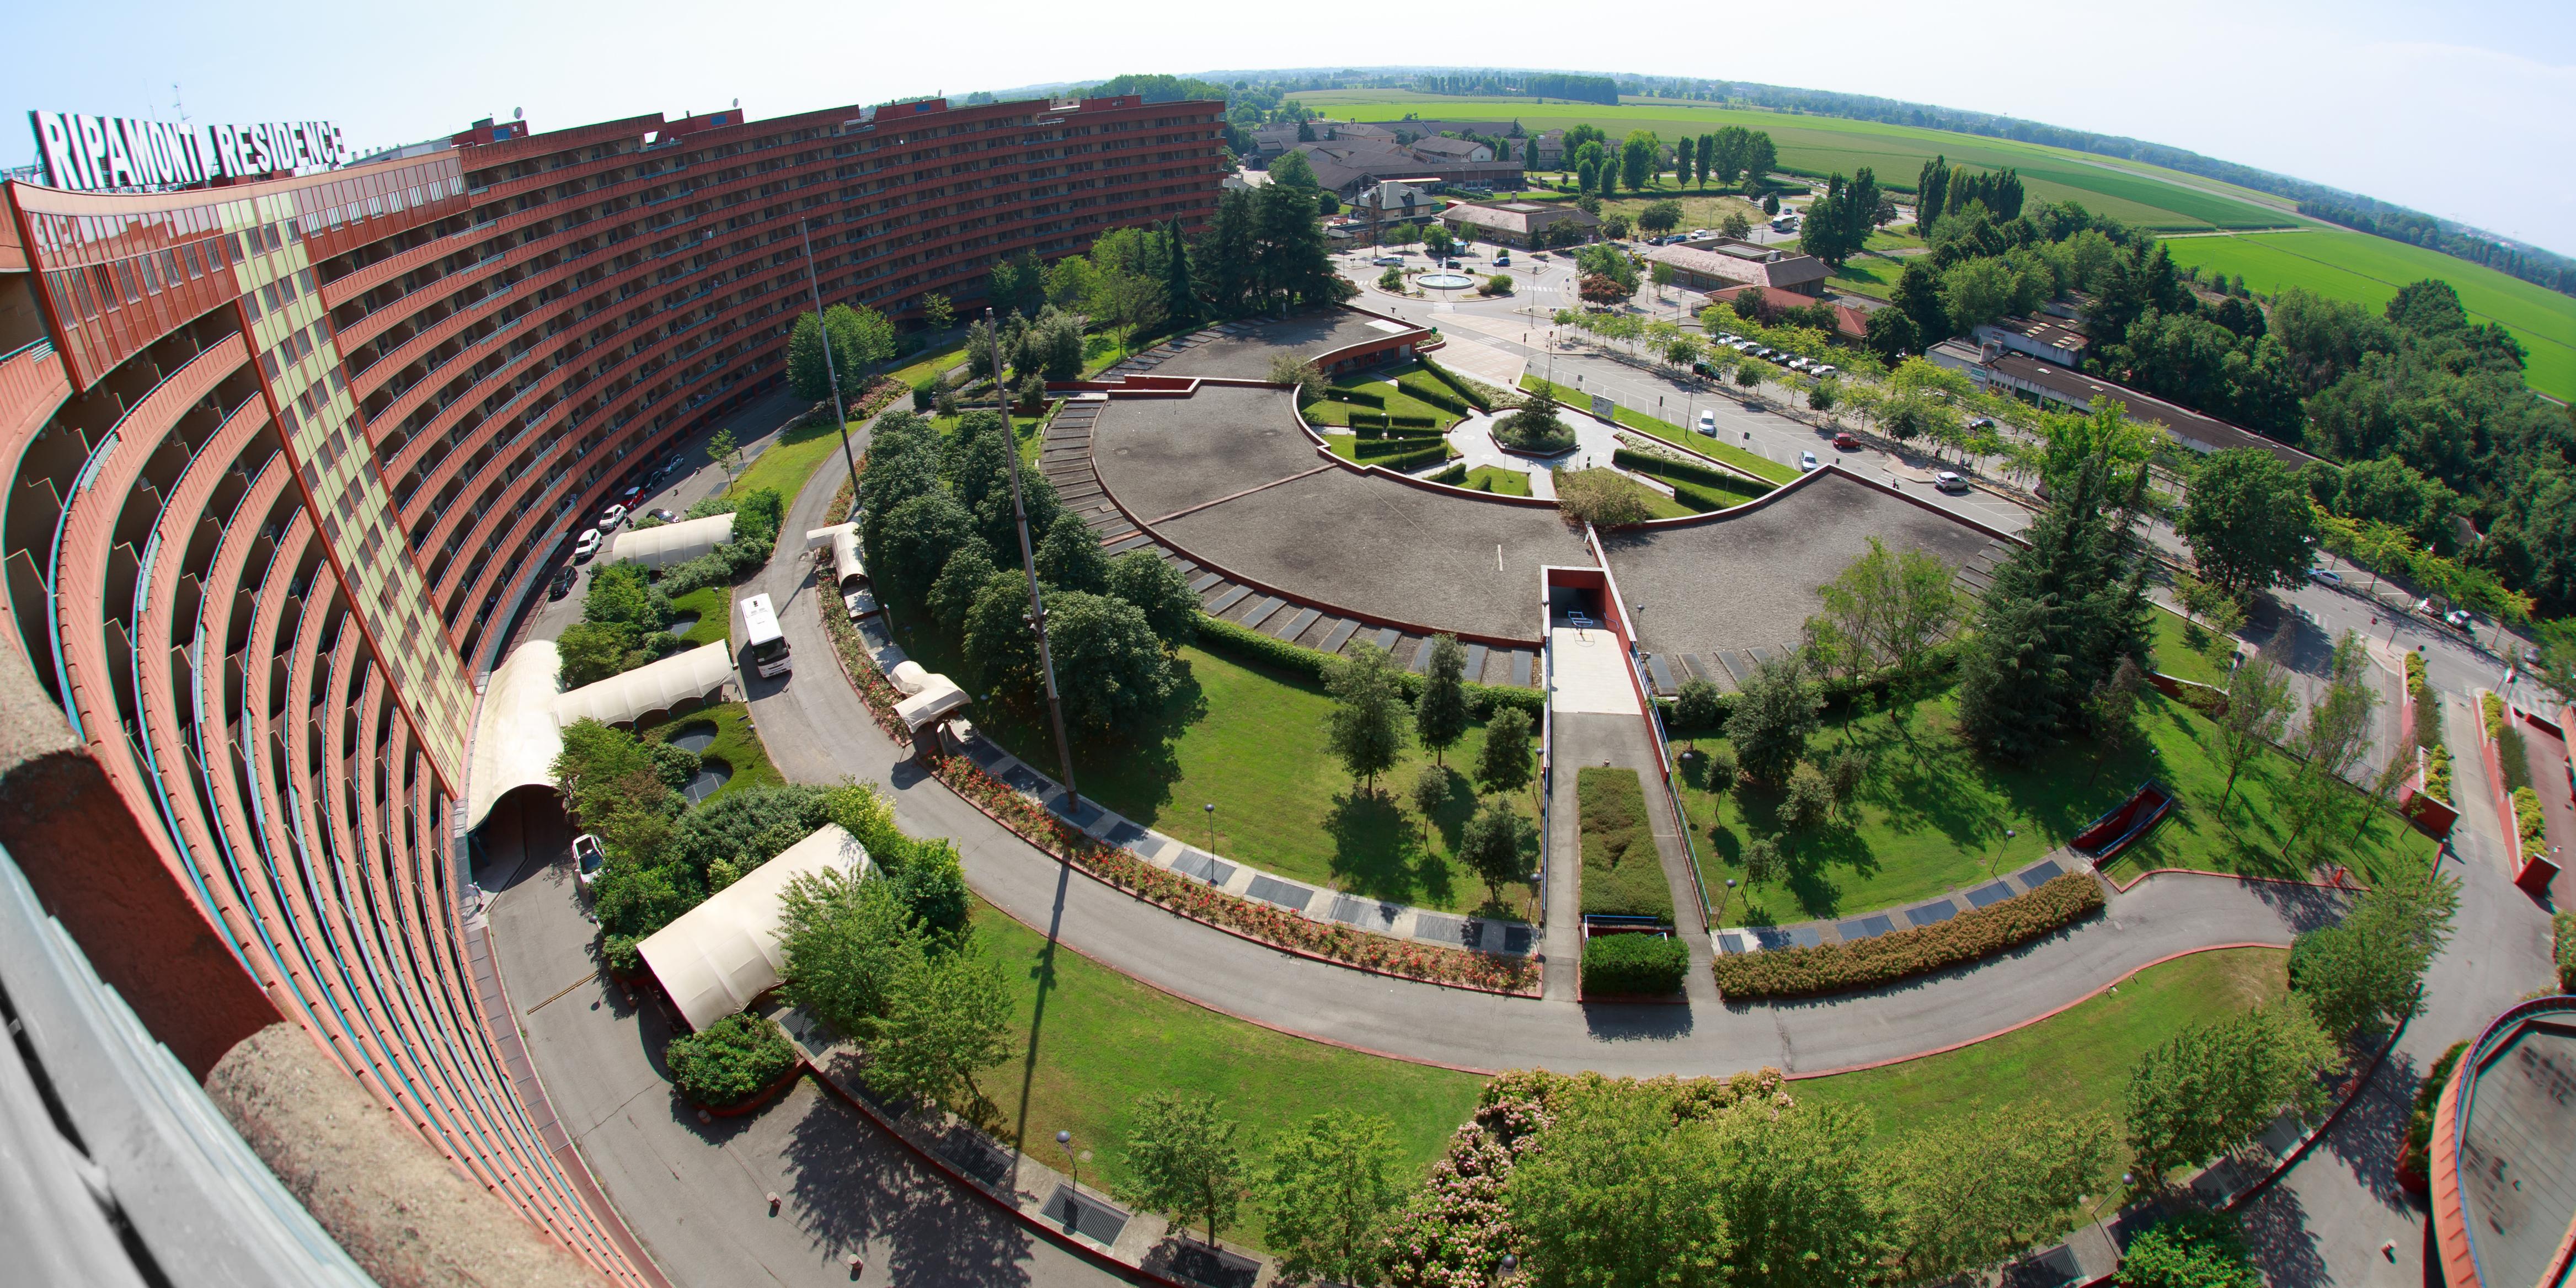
[750,412,2344,1079]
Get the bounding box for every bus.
[738,592,790,678]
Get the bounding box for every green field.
[637,701,779,805]
[2159,229,2576,402]
[975,895,1483,1251]
[1291,90,2299,231]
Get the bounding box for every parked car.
[547,565,578,600]
[1934,471,1970,493]
[619,485,642,505]
[597,503,628,529]
[2445,608,2475,632]
[571,833,606,889]
[1494,251,1510,266]
[573,528,602,561]
[2307,568,2344,586]
[1798,451,1820,472]
[1809,364,1837,377]
[1967,416,1996,431]
[1832,431,1861,450]
[1372,255,1404,266]
[1697,409,1717,434]
[649,508,679,523]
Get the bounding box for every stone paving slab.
[1717,856,2089,953]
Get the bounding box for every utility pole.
[799,218,863,513]
[988,309,1082,807]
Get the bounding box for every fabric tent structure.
[551,642,734,727]
[464,639,568,830]
[886,659,970,730]
[610,512,735,569]
[637,824,872,1032]
[807,522,864,591]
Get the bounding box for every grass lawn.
[1829,256,1901,301]
[730,419,859,505]
[1680,685,2436,924]
[1462,465,1533,496]
[636,701,780,805]
[883,341,970,392]
[974,894,1483,1252]
[2148,603,2238,689]
[666,586,731,648]
[1588,191,1765,233]
[2159,229,2576,402]
[1578,767,1677,920]
[1521,373,1800,484]
[891,614,1542,917]
[1302,365,1467,432]
[1797,946,2289,1188]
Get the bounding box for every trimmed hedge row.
[1390,413,1440,429]
[1613,446,1769,495]
[1428,462,1469,485]
[1356,423,1446,441]
[1195,614,1545,719]
[1415,356,1494,411]
[1396,372,1473,416]
[1370,443,1451,472]
[1668,479,1759,514]
[1583,933,1688,996]
[1355,436,1446,460]
[1325,387,1387,408]
[1709,872,2106,1000]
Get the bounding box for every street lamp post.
[1718,877,1738,926]
[1988,827,2018,880]
[1205,802,1217,854]
[1057,1130,1080,1193]
[986,310,1082,810]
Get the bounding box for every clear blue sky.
[14,0,2573,255]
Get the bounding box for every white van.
[738,593,790,678]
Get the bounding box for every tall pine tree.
[1915,155,1951,237]
[1161,217,1200,328]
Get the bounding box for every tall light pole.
[987,309,1082,808]
[798,218,863,511]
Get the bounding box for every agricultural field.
[1287,90,2301,231]
[2159,229,2576,401]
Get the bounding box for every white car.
[1799,451,1820,472]
[1696,409,1717,434]
[597,503,628,530]
[1810,364,1839,377]
[1786,357,1813,372]
[1372,255,1404,266]
[1934,471,1970,493]
[571,833,606,888]
[572,528,602,561]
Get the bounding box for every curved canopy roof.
[637,824,871,1032]
[552,642,734,728]
[807,521,864,588]
[611,512,735,569]
[463,639,567,830]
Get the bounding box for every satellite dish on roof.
[733,98,740,108]
[513,107,523,120]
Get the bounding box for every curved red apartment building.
[0,91,1222,1282]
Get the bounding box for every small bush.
[1326,387,1388,408]
[2482,691,2507,740]
[912,376,940,411]
[2116,1210,2262,1288]
[1479,274,1515,296]
[1427,462,1468,485]
[2556,909,2576,992]
[1577,767,1673,920]
[665,1012,800,1108]
[2396,1039,2471,1191]
[2514,786,2546,854]
[2423,743,2454,804]
[1583,933,1687,996]
[1709,873,2105,999]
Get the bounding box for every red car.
[1832,431,1861,450]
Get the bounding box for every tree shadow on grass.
[1324,786,1454,908]
[778,1083,1039,1287]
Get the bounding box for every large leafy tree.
[1414,635,1471,763]
[2179,447,2320,598]
[1105,549,1198,650]
[2290,857,2460,1039]
[1878,1107,2115,1280]
[1805,536,1962,680]
[787,303,897,404]
[1120,1092,1248,1251]
[2125,1000,2336,1182]
[2117,1211,2265,1288]
[863,933,1014,1117]
[1704,1098,1884,1288]
[1258,1112,1404,1284]
[1505,1085,1731,1288]
[1323,642,1409,792]
[1476,707,1534,796]
[1034,510,1110,594]
[1724,657,1821,784]
[1457,798,1536,904]
[1041,591,1176,739]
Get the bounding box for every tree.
[556,619,646,687]
[929,542,997,635]
[1476,707,1534,795]
[1881,1107,2116,1281]
[1268,149,1318,189]
[1726,658,1821,784]
[707,427,742,481]
[1324,643,1409,791]
[1807,536,1962,679]
[1260,1112,1403,1285]
[1041,591,1176,739]
[1674,678,1724,736]
[921,292,954,331]
[2117,1211,2264,1288]
[1553,468,1655,528]
[2125,1000,2335,1182]
[1035,510,1109,593]
[1458,798,1536,905]
[1777,760,1835,833]
[876,491,977,608]
[1416,635,1470,763]
[1638,199,1683,236]
[1741,833,1783,885]
[1706,1097,1888,1288]
[1161,218,1201,328]
[864,932,1014,1116]
[2214,626,2296,811]
[1620,131,1658,191]
[2087,655,2146,786]
[2179,448,2320,598]
[1409,763,1449,850]
[1106,268,1168,357]
[2290,858,2460,1039]
[778,868,926,1038]
[1505,1085,1731,1288]
[1121,1091,1247,1250]
[2279,631,2380,859]
[1105,549,1196,650]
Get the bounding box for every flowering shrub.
[810,549,1538,995]
[1711,872,2106,1000]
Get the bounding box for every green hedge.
[1194,614,1544,718]
[1416,356,1494,411]
[1710,872,2104,999]
[1356,423,1447,441]
[1367,443,1451,472]
[1613,447,1771,498]
[2515,786,2547,853]
[1388,414,1440,429]
[1326,388,1387,408]
[1396,371,1473,415]
[1355,435,1447,459]
[1583,933,1688,996]
[665,1012,800,1107]
[1669,478,1760,512]
[1428,462,1469,485]
[2556,909,2575,993]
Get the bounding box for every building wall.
[0,90,1224,1284]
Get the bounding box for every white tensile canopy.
[464,639,567,830]
[806,521,864,590]
[638,824,871,1032]
[611,512,735,569]
[551,642,734,727]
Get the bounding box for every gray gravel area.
[1157,469,1590,640]
[1091,386,1321,520]
[1600,471,1996,655]
[1154,313,1398,379]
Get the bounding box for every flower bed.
[1709,872,2107,1000]
[809,544,1539,996]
